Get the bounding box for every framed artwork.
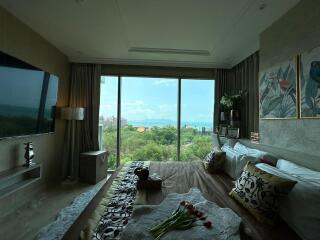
[227,127,239,139]
[300,46,320,118]
[259,57,298,119]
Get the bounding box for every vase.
[230,109,240,127]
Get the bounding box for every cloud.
[153,79,177,86]
[158,104,177,113]
[122,100,144,107]
[122,100,157,119]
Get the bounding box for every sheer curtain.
[62,63,101,181]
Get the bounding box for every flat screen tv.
[0,51,59,139]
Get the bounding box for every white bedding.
[221,144,258,179]
[276,159,320,185]
[256,163,320,240]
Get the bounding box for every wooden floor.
[0,180,107,240]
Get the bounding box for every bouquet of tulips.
[149,201,212,240]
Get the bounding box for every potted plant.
[219,90,246,126]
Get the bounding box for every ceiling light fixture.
[128,47,210,56]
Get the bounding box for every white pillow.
[276,159,320,185]
[234,142,277,166]
[256,163,320,240]
[221,144,257,179]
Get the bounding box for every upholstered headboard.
[238,139,320,171]
[213,134,320,171]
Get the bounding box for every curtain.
[213,68,233,129]
[214,51,259,138]
[62,63,101,180]
[232,52,259,137]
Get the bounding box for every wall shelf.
[0,164,41,199]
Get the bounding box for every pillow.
[257,163,320,240]
[221,144,243,179]
[234,142,278,166]
[276,159,320,185]
[203,150,226,173]
[221,144,258,179]
[229,162,297,224]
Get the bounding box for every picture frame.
[218,125,228,137]
[227,127,240,139]
[259,56,299,119]
[299,46,320,118]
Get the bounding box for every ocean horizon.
[128,119,213,129]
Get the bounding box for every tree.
[101,123,213,168]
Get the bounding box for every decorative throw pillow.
[221,144,244,179]
[229,162,297,224]
[203,150,226,173]
[234,142,278,166]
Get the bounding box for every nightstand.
[79,150,108,184]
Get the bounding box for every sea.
[128,119,213,130]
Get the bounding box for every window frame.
[100,75,214,167]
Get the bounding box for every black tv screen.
[0,51,59,139]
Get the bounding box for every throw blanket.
[92,161,145,240]
[121,188,241,240]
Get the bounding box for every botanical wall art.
[300,46,320,118]
[259,58,297,119]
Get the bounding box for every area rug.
[121,188,242,240]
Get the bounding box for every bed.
[81,160,301,240]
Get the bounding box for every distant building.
[136,127,147,132]
[103,116,128,128]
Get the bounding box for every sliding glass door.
[99,76,214,168]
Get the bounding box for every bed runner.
[93,161,145,240]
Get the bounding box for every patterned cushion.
[203,150,226,173]
[229,162,297,224]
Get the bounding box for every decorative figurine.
[24,142,35,167]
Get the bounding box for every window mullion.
[116,76,121,167]
[177,78,181,161]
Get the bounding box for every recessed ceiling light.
[259,3,267,10]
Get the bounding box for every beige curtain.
[62,63,101,180]
[214,52,259,138]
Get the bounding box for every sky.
[99,76,214,123]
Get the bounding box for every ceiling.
[0,0,300,68]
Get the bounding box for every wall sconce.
[60,107,85,121]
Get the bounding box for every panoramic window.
[121,77,178,164]
[99,76,118,169]
[99,76,214,168]
[180,79,214,161]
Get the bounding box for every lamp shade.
[60,107,85,120]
